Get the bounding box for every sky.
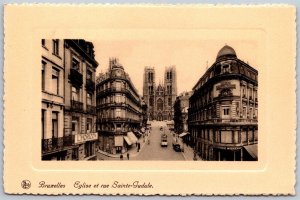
[93,40,260,96]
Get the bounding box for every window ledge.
[42,90,64,98]
[42,45,48,51]
[52,53,62,60]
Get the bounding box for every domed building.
[188,45,258,161]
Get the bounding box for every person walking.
[127,153,130,160]
[120,154,123,160]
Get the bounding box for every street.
[96,121,187,161]
[132,121,185,160]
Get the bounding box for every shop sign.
[75,133,98,144]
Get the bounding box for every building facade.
[96,58,143,154]
[173,91,193,144]
[188,45,258,161]
[41,39,66,160]
[63,40,99,160]
[143,66,177,121]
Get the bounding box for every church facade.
[143,66,177,121]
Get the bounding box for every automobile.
[172,143,181,152]
[161,134,168,147]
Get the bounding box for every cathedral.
[143,66,177,121]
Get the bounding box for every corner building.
[143,66,177,121]
[63,40,99,160]
[96,58,143,154]
[188,45,258,161]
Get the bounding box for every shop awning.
[244,144,258,160]
[179,132,190,137]
[114,136,124,147]
[124,136,132,146]
[127,132,138,143]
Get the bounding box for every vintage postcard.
[4,4,296,195]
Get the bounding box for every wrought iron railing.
[69,68,83,88]
[71,100,83,112]
[87,104,96,114]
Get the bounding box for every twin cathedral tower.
[143,66,177,121]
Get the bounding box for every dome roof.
[216,45,237,60]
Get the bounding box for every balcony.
[41,137,64,154]
[87,104,96,114]
[86,79,95,93]
[71,100,83,112]
[69,68,83,89]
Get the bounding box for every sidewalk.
[96,131,151,160]
[175,136,202,161]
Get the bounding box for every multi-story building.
[63,39,99,160]
[140,97,148,129]
[41,39,66,160]
[173,91,193,145]
[143,66,177,121]
[96,58,143,154]
[188,45,258,161]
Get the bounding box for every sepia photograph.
[4,4,295,195]
[41,39,258,161]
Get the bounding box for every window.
[86,118,92,133]
[221,107,230,119]
[168,97,172,106]
[242,87,246,98]
[72,58,80,71]
[222,64,230,74]
[53,39,59,55]
[72,86,79,101]
[87,69,92,80]
[72,117,79,135]
[249,108,253,119]
[41,110,45,139]
[42,62,46,91]
[149,97,154,106]
[157,99,163,111]
[52,68,59,95]
[52,112,58,138]
[42,39,45,46]
[223,108,229,115]
[115,94,121,103]
[87,93,92,105]
[243,107,247,118]
[115,82,121,91]
[214,131,220,143]
[115,109,121,118]
[221,131,232,143]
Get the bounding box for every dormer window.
[222,64,230,74]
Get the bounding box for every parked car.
[172,143,181,152]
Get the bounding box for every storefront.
[74,132,98,160]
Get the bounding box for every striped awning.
[124,136,132,146]
[179,132,190,137]
[127,132,138,143]
[243,144,258,160]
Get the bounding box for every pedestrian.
[120,154,123,160]
[136,141,138,147]
[127,153,130,160]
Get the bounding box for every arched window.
[157,98,163,111]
